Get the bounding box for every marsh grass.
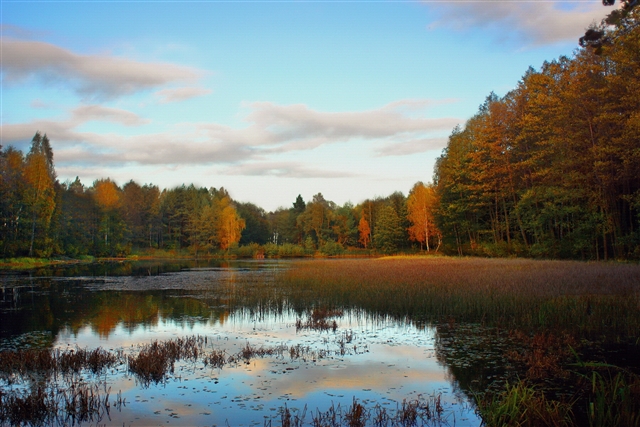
[126,334,366,385]
[296,308,343,332]
[265,258,640,426]
[476,381,575,427]
[0,333,371,425]
[0,347,118,383]
[272,395,450,427]
[583,369,640,427]
[127,335,204,384]
[270,258,640,341]
[0,382,123,427]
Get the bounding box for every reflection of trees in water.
[1,280,235,344]
[1,259,285,345]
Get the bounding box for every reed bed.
[127,334,365,385]
[126,335,205,384]
[270,394,450,427]
[296,308,343,332]
[0,347,118,384]
[263,258,640,426]
[271,258,640,342]
[0,382,122,427]
[1,333,370,425]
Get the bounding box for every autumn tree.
[358,213,371,248]
[92,178,126,255]
[0,147,27,256]
[184,186,217,256]
[407,182,440,251]
[121,180,161,248]
[23,132,57,257]
[332,203,357,247]
[216,198,246,251]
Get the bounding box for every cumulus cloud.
[1,39,202,99]
[156,87,212,103]
[428,0,611,46]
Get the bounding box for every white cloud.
[222,162,358,179]
[1,39,202,99]
[72,105,151,126]
[156,87,212,103]
[1,105,150,143]
[376,137,448,157]
[241,101,460,152]
[428,1,611,46]
[1,99,461,177]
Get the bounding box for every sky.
[1,0,612,212]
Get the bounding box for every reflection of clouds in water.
[50,307,480,426]
[244,360,448,400]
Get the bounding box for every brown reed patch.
[305,395,448,427]
[278,258,640,342]
[0,382,121,427]
[127,335,207,384]
[0,347,119,384]
[296,307,343,332]
[506,331,578,381]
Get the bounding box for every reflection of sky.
[54,309,481,426]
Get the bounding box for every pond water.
[1,260,483,426]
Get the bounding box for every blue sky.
[1,0,611,211]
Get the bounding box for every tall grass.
[476,380,574,427]
[268,258,640,342]
[259,258,640,427]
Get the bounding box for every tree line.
[0,134,437,258]
[434,7,640,260]
[1,9,638,260]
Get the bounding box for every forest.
[1,8,639,261]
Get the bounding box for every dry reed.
[274,258,640,341]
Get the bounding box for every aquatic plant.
[0,347,118,383]
[296,307,343,332]
[273,258,640,342]
[0,382,122,427]
[476,380,574,427]
[127,335,207,384]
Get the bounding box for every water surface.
[1,260,482,426]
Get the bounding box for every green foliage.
[318,240,344,256]
[263,243,307,257]
[373,205,404,254]
[584,370,640,427]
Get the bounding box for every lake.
[0,259,486,426]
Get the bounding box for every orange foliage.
[218,202,246,250]
[358,215,371,248]
[93,179,121,210]
[406,182,439,251]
